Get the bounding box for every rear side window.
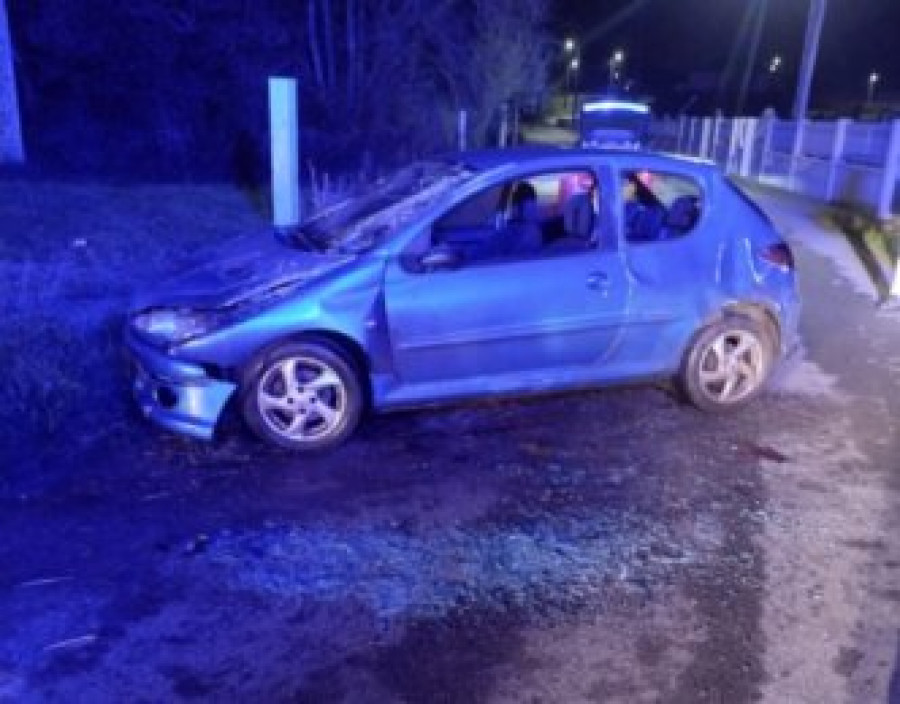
[622,170,703,243]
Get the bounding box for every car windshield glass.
[289,161,475,253]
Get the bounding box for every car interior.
[421,170,603,269]
[622,170,702,243]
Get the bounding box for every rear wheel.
[242,342,363,451]
[680,317,773,412]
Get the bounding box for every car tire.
[680,316,773,412]
[241,341,363,451]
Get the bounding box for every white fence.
[649,115,900,220]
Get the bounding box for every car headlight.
[131,308,217,344]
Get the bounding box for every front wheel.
[680,317,773,412]
[242,342,363,451]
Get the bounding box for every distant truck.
[578,98,651,149]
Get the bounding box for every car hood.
[130,232,354,311]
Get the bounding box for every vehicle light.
[131,308,215,344]
[760,242,794,270]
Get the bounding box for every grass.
[0,180,270,458]
[823,206,900,299]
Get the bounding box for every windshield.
[290,161,475,253]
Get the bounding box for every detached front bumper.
[124,328,237,441]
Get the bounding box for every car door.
[617,166,717,367]
[382,168,630,387]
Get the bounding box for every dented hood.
[131,231,353,311]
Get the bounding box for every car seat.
[563,193,595,242]
[501,182,542,256]
[626,203,666,242]
[660,195,699,238]
[547,192,596,253]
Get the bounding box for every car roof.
[454,146,719,176]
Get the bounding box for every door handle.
[586,272,610,290]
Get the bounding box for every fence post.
[676,115,687,153]
[686,118,697,156]
[727,118,741,174]
[269,76,300,229]
[789,118,807,191]
[877,118,900,220]
[739,119,757,178]
[0,0,25,163]
[700,118,712,159]
[825,118,850,202]
[758,110,776,180]
[457,109,468,151]
[711,111,724,163]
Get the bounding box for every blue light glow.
[582,100,650,114]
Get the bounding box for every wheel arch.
[240,329,373,408]
[700,301,781,354]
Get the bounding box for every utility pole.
[0,0,25,163]
[736,0,768,116]
[792,0,828,119]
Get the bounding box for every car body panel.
[383,244,629,383]
[125,328,236,440]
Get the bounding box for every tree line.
[6,0,551,181]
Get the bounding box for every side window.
[622,170,702,243]
[434,185,503,233]
[402,169,605,273]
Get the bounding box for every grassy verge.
[824,207,900,300]
[0,181,269,460]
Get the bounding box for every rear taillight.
[760,242,795,270]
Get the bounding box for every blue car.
[126,147,800,451]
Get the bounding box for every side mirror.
[419,246,461,272]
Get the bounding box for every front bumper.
[125,328,237,441]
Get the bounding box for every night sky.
[556,0,899,113]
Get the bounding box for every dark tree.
[7,0,550,180]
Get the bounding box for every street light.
[769,55,782,74]
[608,49,625,91]
[564,37,575,54]
[867,72,880,104]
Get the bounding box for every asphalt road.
[1,191,898,703]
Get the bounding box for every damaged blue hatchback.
[125,148,800,451]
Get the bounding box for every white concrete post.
[740,119,757,178]
[789,118,807,191]
[0,0,24,163]
[877,119,900,221]
[727,118,741,174]
[269,76,300,229]
[700,118,713,160]
[826,118,850,202]
[759,111,776,180]
[457,109,468,151]
[711,112,724,164]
